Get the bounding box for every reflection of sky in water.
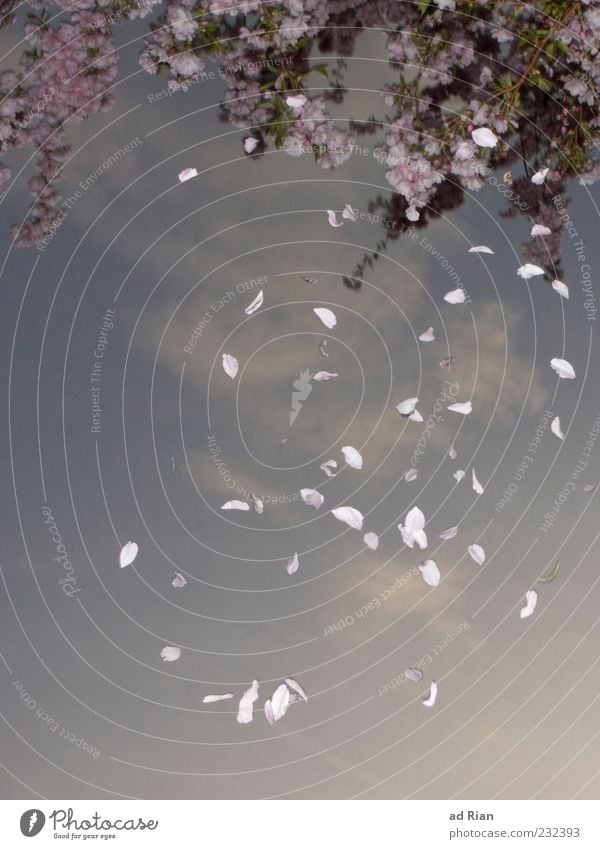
[1,19,599,800]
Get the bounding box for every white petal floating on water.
[440,356,454,369]
[520,589,538,619]
[286,552,299,575]
[448,443,458,460]
[472,469,484,494]
[447,401,472,415]
[363,531,379,550]
[531,223,552,237]
[454,469,465,481]
[203,693,234,703]
[178,167,197,182]
[552,279,569,299]
[342,445,363,469]
[285,677,308,702]
[551,416,565,440]
[468,245,494,254]
[221,500,250,511]
[243,137,259,154]
[119,541,138,568]
[398,506,428,550]
[422,680,438,707]
[444,288,466,304]
[172,573,187,588]
[160,646,181,662]
[251,494,264,514]
[222,353,239,379]
[550,357,576,380]
[418,326,435,342]
[319,339,328,356]
[468,543,486,565]
[286,94,307,109]
[244,289,264,315]
[271,683,291,722]
[327,209,343,228]
[264,699,274,726]
[314,307,337,328]
[396,397,418,416]
[409,409,424,423]
[320,459,337,477]
[471,127,498,148]
[517,263,545,279]
[405,668,423,683]
[300,488,324,509]
[439,526,458,540]
[237,679,259,724]
[331,506,364,530]
[531,166,549,185]
[313,371,338,381]
[342,203,358,221]
[404,468,418,482]
[418,559,440,587]
[584,483,598,492]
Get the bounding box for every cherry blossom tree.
[0,0,598,255]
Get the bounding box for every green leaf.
[311,64,329,78]
[419,0,433,11]
[538,560,560,583]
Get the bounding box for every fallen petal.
[531,223,552,237]
[313,370,338,381]
[471,127,498,148]
[237,679,259,724]
[203,693,234,703]
[222,353,239,379]
[300,488,324,509]
[327,209,343,228]
[454,469,466,481]
[551,416,565,440]
[448,443,457,460]
[405,668,423,683]
[439,525,458,540]
[160,646,181,662]
[404,468,418,482]
[286,552,299,575]
[531,166,549,185]
[363,531,379,550]
[472,469,484,494]
[331,506,364,530]
[468,245,494,254]
[418,559,440,587]
[320,459,337,477]
[520,589,538,619]
[178,167,197,182]
[517,263,545,279]
[468,543,485,565]
[550,357,576,380]
[285,677,308,702]
[244,289,264,315]
[251,494,264,514]
[221,500,250,511]
[243,137,259,154]
[119,541,138,568]
[418,326,435,342]
[447,401,472,415]
[314,307,337,328]
[286,94,307,109]
[172,573,187,588]
[444,288,466,304]
[552,279,569,299]
[422,680,438,707]
[342,204,358,221]
[396,397,418,416]
[342,445,363,469]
